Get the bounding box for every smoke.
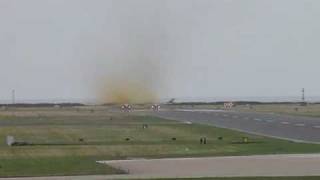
[99,56,162,104]
[94,3,168,104]
[100,77,158,104]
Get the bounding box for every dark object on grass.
[218,136,223,140]
[110,117,113,120]
[90,109,95,113]
[79,138,84,142]
[11,142,31,146]
[7,135,32,146]
[142,124,148,129]
[242,137,249,143]
[200,137,207,144]
[125,138,130,141]
[171,137,177,141]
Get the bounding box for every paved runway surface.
[99,154,320,178]
[152,109,320,143]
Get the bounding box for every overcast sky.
[0,0,320,103]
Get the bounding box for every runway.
[152,109,320,143]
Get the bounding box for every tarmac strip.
[98,154,320,178]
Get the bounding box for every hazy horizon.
[1,0,320,103]
[1,95,319,104]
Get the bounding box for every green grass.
[0,156,123,177]
[1,108,320,177]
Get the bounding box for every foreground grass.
[0,156,123,177]
[1,108,320,177]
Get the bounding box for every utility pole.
[12,89,15,105]
[301,88,307,106]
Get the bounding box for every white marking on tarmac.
[313,126,320,129]
[254,118,262,121]
[281,122,290,125]
[295,123,305,127]
[175,109,225,112]
[265,119,274,123]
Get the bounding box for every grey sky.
[0,0,320,103]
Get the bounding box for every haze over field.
[0,0,320,103]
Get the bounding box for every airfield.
[153,109,320,143]
[1,103,320,179]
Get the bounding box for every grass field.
[1,107,320,177]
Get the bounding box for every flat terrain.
[101,154,320,178]
[153,109,320,143]
[1,175,320,180]
[235,104,320,118]
[3,154,320,179]
[164,104,320,118]
[1,106,320,177]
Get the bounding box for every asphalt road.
[152,109,320,143]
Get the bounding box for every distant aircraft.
[121,104,132,112]
[167,98,175,104]
[151,104,161,111]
